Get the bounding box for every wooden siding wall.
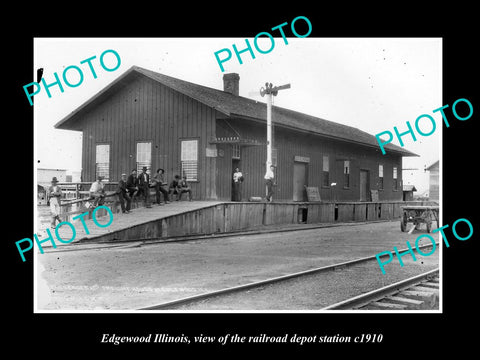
[76,201,438,242]
[429,168,439,201]
[80,74,218,200]
[216,117,403,202]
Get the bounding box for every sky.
[34,37,441,194]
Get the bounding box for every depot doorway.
[359,169,370,201]
[293,161,308,201]
[231,158,241,201]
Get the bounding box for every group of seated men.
[88,166,192,213]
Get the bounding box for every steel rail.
[321,268,439,310]
[140,243,438,310]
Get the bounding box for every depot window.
[393,166,398,191]
[181,139,198,181]
[95,144,110,181]
[271,148,278,167]
[232,144,241,159]
[322,155,329,187]
[136,142,152,174]
[379,164,384,190]
[344,160,350,188]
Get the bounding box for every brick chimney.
[223,73,240,96]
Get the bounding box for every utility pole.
[260,82,291,169]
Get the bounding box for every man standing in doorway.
[264,165,275,202]
[137,166,152,208]
[232,167,244,201]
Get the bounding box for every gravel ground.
[167,251,439,310]
[37,220,441,310]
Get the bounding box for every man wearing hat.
[117,173,131,213]
[153,168,170,205]
[137,166,151,208]
[46,177,62,229]
[126,169,139,200]
[89,175,106,207]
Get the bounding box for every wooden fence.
[38,182,120,203]
[53,187,158,223]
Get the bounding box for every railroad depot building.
[55,66,416,202]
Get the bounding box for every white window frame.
[271,148,277,166]
[136,141,152,174]
[379,164,384,190]
[344,160,350,188]
[95,144,110,181]
[393,166,398,190]
[181,139,198,181]
[322,155,330,187]
[232,144,241,159]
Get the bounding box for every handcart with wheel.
[400,205,439,233]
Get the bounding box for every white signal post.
[260,82,291,170]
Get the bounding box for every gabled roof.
[55,66,417,156]
[403,184,417,192]
[426,160,439,171]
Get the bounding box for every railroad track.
[322,268,439,310]
[140,243,439,311]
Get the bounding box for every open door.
[360,169,370,201]
[231,158,240,201]
[293,161,307,201]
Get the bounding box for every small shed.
[402,184,417,201]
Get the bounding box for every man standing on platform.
[232,167,244,201]
[137,166,152,208]
[264,165,275,202]
[117,173,131,213]
[47,177,62,229]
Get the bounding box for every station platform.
[35,200,223,247]
[36,199,438,250]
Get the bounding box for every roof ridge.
[132,66,384,141]
[133,65,264,104]
[56,65,418,157]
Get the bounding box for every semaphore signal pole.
[260,82,291,170]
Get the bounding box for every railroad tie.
[418,282,439,289]
[401,290,437,308]
[413,285,439,293]
[368,301,409,310]
[385,295,425,310]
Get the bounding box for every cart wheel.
[425,210,433,233]
[426,217,432,233]
[400,212,407,232]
